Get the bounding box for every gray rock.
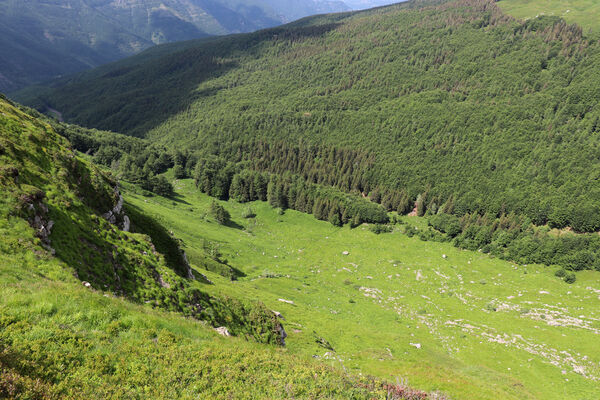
[215,326,230,336]
[278,324,288,346]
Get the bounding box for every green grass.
[0,97,412,399]
[498,0,600,33]
[125,178,600,399]
[0,251,397,399]
[3,94,600,398]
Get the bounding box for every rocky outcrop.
[277,323,288,346]
[271,310,288,346]
[182,251,194,280]
[272,310,285,320]
[20,188,55,255]
[215,326,230,336]
[122,215,130,232]
[102,186,131,232]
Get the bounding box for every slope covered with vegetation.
[122,177,600,399]
[0,94,291,343]
[0,95,438,398]
[20,0,600,241]
[6,0,600,397]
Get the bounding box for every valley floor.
[125,179,600,399]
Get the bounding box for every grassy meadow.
[0,97,400,399]
[0,246,385,399]
[124,178,600,399]
[499,0,600,33]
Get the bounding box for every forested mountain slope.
[0,94,429,398]
[20,0,600,236]
[0,0,350,92]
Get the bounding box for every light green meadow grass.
[498,0,600,33]
[125,179,600,400]
[1,259,385,399]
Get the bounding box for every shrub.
[561,251,595,271]
[369,224,392,234]
[209,201,230,225]
[564,272,576,284]
[149,176,173,197]
[404,225,418,237]
[548,208,569,229]
[328,211,342,227]
[241,207,256,218]
[350,214,362,228]
[429,213,462,237]
[570,203,600,233]
[173,164,186,179]
[554,268,566,278]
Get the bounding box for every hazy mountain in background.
[0,0,350,92]
[344,0,401,9]
[258,0,350,21]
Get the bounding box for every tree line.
[195,160,389,226]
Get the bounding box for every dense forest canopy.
[17,0,600,235]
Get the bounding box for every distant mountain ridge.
[344,0,401,9]
[0,0,350,92]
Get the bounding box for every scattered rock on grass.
[215,327,230,336]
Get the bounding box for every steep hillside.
[2,93,598,398]
[20,0,600,236]
[0,0,351,92]
[0,94,290,344]
[0,95,434,398]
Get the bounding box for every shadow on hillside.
[125,202,194,278]
[21,22,342,137]
[49,201,204,306]
[225,219,244,230]
[196,252,247,280]
[170,194,191,205]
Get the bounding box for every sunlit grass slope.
[0,261,397,399]
[0,96,418,399]
[498,0,600,33]
[126,178,600,399]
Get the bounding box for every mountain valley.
[2,0,600,398]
